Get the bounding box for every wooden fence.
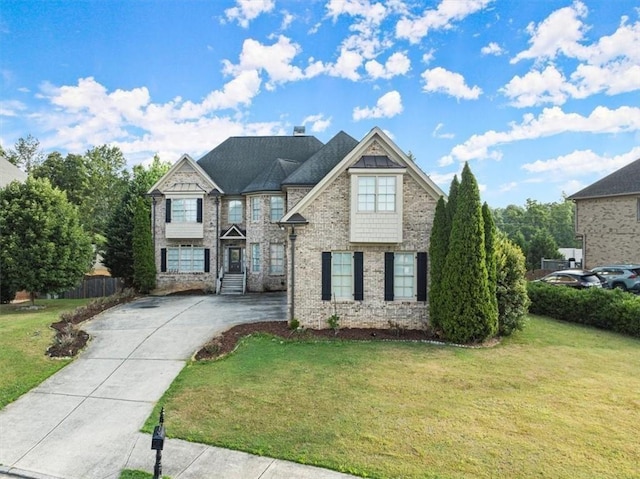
[57,276,123,299]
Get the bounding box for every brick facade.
[574,195,640,268]
[288,168,437,330]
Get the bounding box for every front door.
[229,248,242,273]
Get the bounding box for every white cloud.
[31,77,284,164]
[432,123,455,139]
[499,182,518,193]
[281,11,294,30]
[327,47,363,80]
[0,100,27,117]
[421,67,482,100]
[481,42,504,56]
[326,0,389,26]
[422,50,435,64]
[225,0,275,28]
[302,114,332,133]
[511,1,589,64]
[365,52,410,79]
[522,146,640,176]
[501,65,573,107]
[353,90,403,120]
[396,0,493,44]
[440,105,640,165]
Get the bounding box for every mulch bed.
[194,321,443,360]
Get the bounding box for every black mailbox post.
[151,407,165,479]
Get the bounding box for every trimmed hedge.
[527,282,640,338]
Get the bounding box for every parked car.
[536,269,604,289]
[590,265,640,293]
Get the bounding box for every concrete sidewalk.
[0,294,358,479]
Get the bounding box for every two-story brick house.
[148,127,445,328]
[569,157,640,268]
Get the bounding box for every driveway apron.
[0,293,287,479]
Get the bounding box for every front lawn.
[0,299,89,409]
[146,316,640,479]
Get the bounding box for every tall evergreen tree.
[495,232,530,336]
[440,163,497,343]
[132,197,156,293]
[428,196,448,331]
[483,202,498,322]
[446,175,459,226]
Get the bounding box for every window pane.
[171,198,198,223]
[251,198,260,222]
[358,177,375,211]
[270,196,284,222]
[251,243,261,272]
[378,177,396,212]
[269,244,284,275]
[168,248,179,272]
[332,252,352,299]
[167,246,204,273]
[394,253,414,299]
[229,200,243,223]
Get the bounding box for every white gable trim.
[281,127,445,222]
[147,154,224,195]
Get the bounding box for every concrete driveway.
[0,293,355,479]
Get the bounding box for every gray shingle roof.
[282,131,358,186]
[242,158,301,193]
[569,157,640,200]
[197,136,324,195]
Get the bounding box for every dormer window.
[172,199,198,222]
[357,176,396,212]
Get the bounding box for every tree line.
[0,135,170,303]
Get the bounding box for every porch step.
[220,273,244,295]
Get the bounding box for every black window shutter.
[161,248,167,272]
[417,252,427,301]
[165,199,171,223]
[354,252,364,300]
[321,252,332,301]
[197,198,203,223]
[384,252,394,301]
[204,248,210,273]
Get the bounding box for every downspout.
[289,226,296,322]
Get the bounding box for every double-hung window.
[394,253,414,299]
[331,252,353,299]
[171,199,198,222]
[270,196,284,222]
[251,197,260,222]
[251,243,261,272]
[269,244,284,275]
[228,200,243,223]
[166,245,205,272]
[357,176,396,212]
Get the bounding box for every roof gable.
[281,127,445,222]
[197,136,324,195]
[148,154,222,195]
[569,157,640,200]
[0,157,28,187]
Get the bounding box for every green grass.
[145,316,640,479]
[119,470,169,479]
[0,299,90,409]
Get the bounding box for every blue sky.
[1,0,639,207]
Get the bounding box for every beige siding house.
[149,127,445,328]
[569,157,640,268]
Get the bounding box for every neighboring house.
[569,157,640,268]
[149,127,445,328]
[0,156,28,188]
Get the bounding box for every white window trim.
[393,252,416,301]
[251,243,261,272]
[331,252,353,300]
[356,175,397,213]
[251,197,260,223]
[269,243,285,275]
[167,245,205,273]
[270,195,284,222]
[228,199,243,224]
[171,197,198,223]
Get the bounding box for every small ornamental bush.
[527,282,640,338]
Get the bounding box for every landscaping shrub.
[495,233,529,336]
[527,282,640,338]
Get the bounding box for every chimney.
[293,126,305,136]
